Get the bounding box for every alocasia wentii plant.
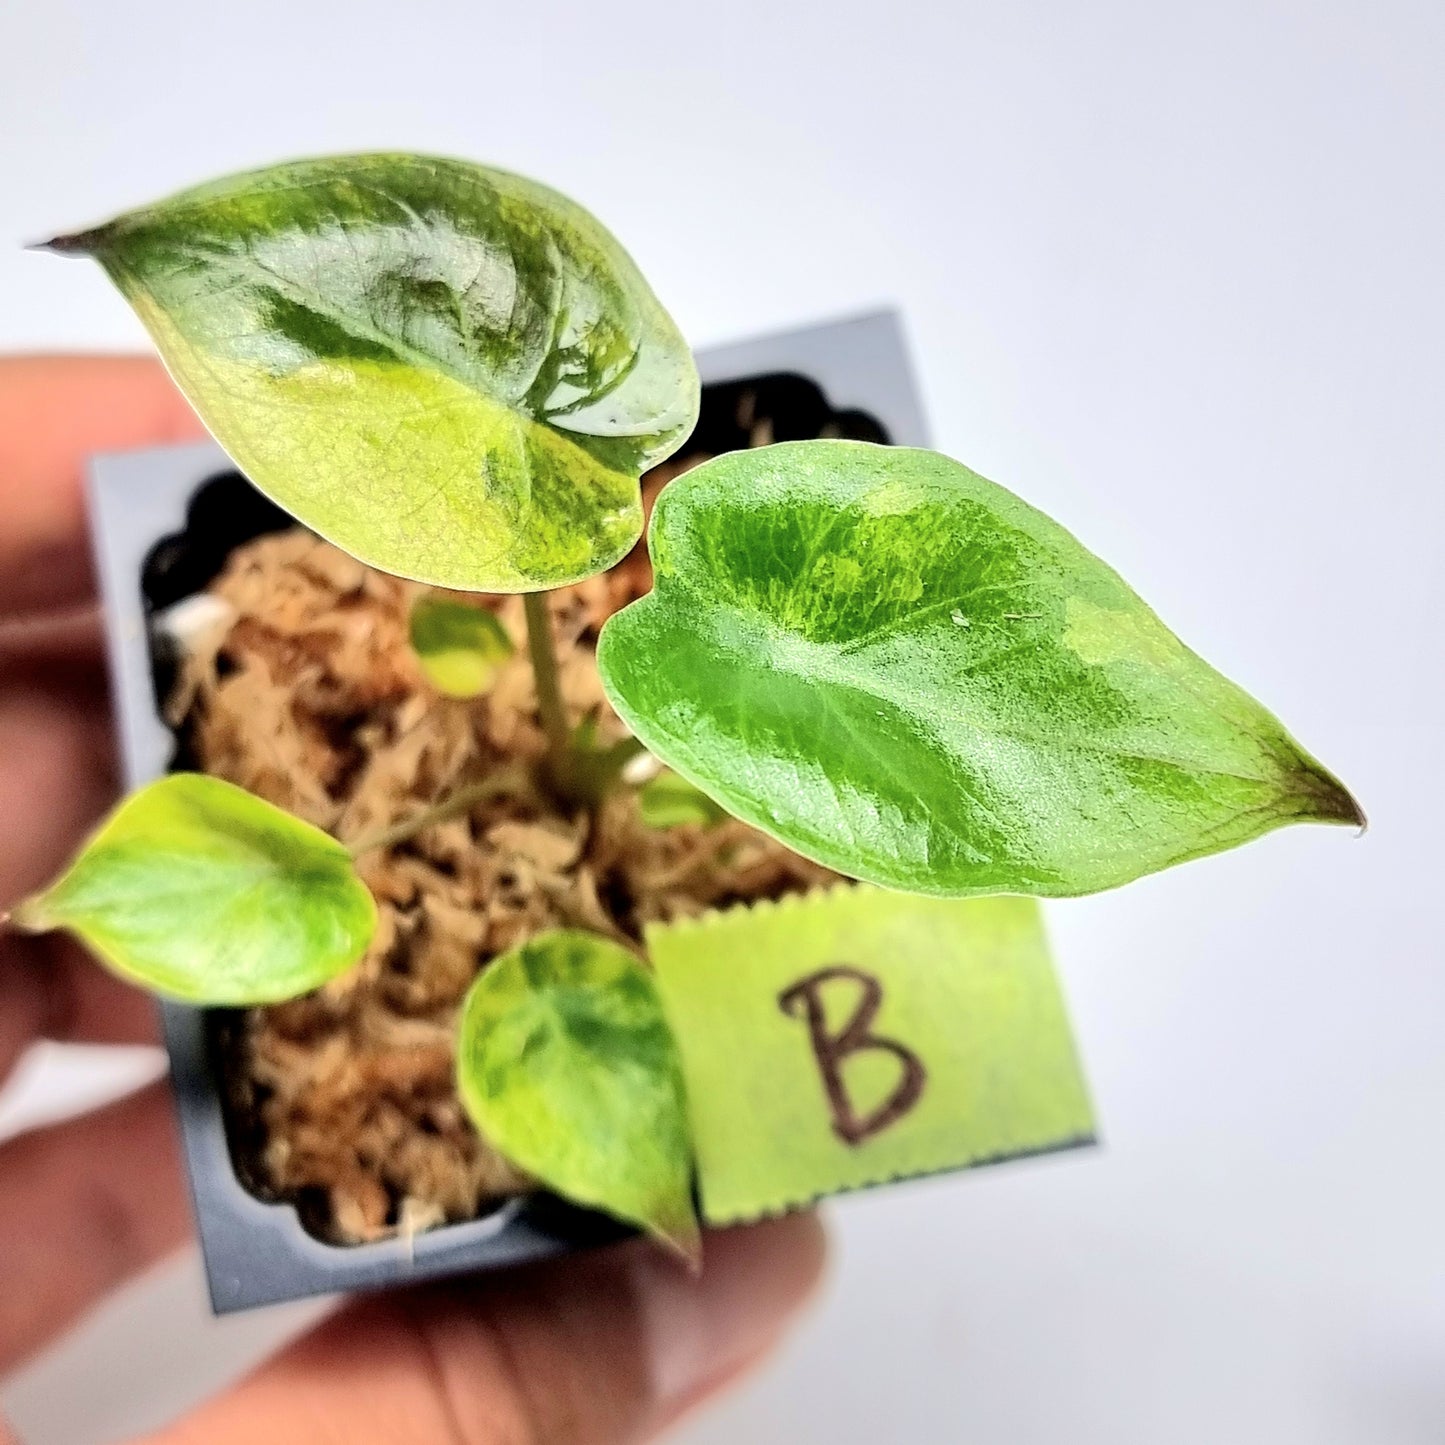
[43,154,698,591]
[13,774,376,1004]
[598,441,1360,896]
[456,930,699,1261]
[10,152,1362,1250]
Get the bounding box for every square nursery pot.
[88,311,935,1312]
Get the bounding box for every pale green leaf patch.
[11,774,375,1004]
[409,596,515,698]
[45,153,700,590]
[598,440,1363,898]
[638,768,729,829]
[457,929,700,1263]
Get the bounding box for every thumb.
[138,1214,826,1445]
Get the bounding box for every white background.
[1,1,1442,1441]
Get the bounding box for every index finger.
[0,355,205,618]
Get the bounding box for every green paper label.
[646,886,1094,1223]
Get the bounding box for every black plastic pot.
[87,310,931,1312]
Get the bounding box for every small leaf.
[638,768,729,829]
[457,929,699,1263]
[45,154,699,590]
[410,596,515,698]
[597,440,1363,898]
[11,774,375,1004]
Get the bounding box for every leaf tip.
[27,226,109,257]
[1292,758,1367,834]
[1340,789,1369,836]
[4,894,50,935]
[654,1217,704,1275]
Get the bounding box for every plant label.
[648,886,1095,1224]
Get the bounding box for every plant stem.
[523,591,572,764]
[347,770,527,858]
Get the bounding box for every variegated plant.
[13,153,1361,1251]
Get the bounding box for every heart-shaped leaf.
[597,440,1363,898]
[10,774,375,1004]
[410,596,515,698]
[457,929,699,1263]
[45,154,699,590]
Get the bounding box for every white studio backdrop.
[1,2,1441,1441]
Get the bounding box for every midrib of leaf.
[138,237,665,473]
[70,847,307,919]
[84,863,349,995]
[690,592,1296,792]
[218,248,548,419]
[835,584,1043,652]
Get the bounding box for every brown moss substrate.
[170,506,835,1244]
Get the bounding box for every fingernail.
[632,1213,827,1421]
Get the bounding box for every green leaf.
[638,768,729,829]
[11,774,375,1004]
[456,929,699,1262]
[409,596,515,698]
[46,154,699,591]
[597,440,1363,898]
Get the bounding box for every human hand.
[0,356,827,1444]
